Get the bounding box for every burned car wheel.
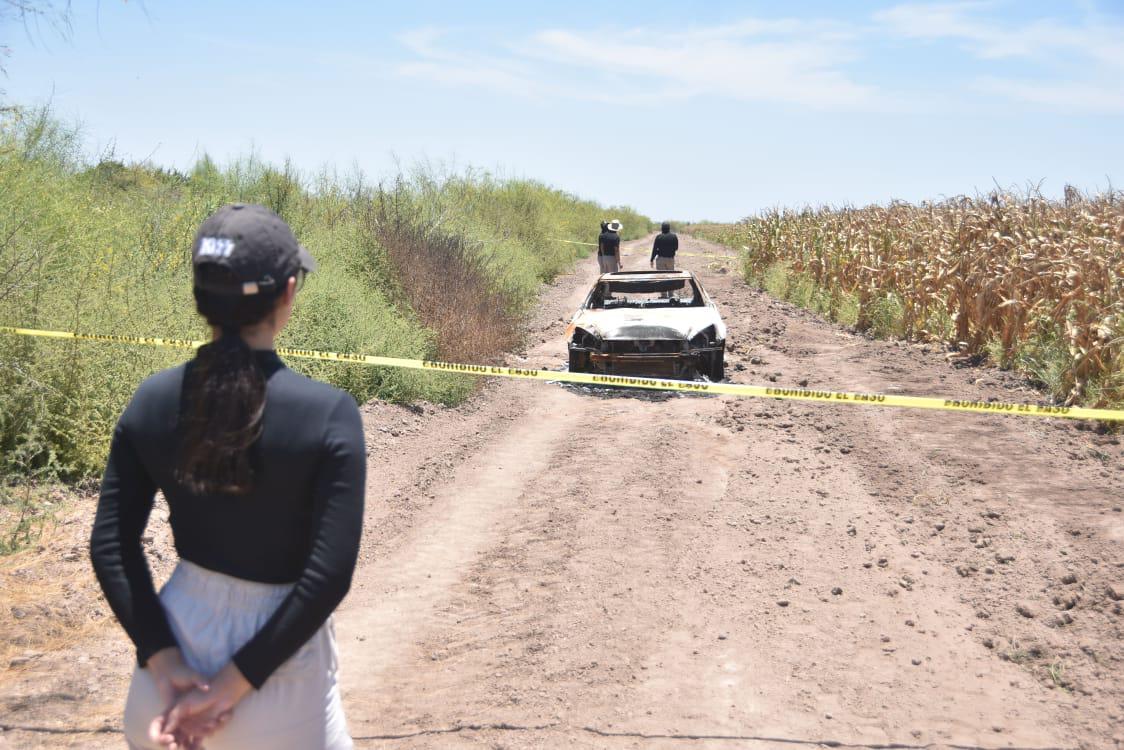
[705,348,725,382]
[568,349,589,373]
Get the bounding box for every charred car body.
[566,270,727,380]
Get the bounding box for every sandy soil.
[1,234,1121,750]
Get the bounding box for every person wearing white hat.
[597,220,623,273]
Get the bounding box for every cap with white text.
[191,203,317,296]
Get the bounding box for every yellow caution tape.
[547,237,598,247]
[2,325,1121,422]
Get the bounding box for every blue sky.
[3,1,1122,221]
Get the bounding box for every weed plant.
[0,106,650,548]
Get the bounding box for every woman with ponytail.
[91,204,365,749]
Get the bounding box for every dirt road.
[2,234,1122,749]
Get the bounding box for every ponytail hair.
[176,265,282,495]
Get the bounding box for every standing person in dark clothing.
[90,204,364,750]
[650,222,679,270]
[598,219,622,274]
[596,220,608,271]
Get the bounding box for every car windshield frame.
[584,275,706,310]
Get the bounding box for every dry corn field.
[693,191,1124,408]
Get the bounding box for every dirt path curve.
[3,234,1121,749]
[335,235,1122,750]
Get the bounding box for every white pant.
[598,254,620,273]
[124,560,352,750]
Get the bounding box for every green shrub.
[0,106,650,503]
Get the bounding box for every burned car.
[566,270,727,380]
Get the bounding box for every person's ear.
[271,277,299,332]
[274,276,298,317]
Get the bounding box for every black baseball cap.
[191,203,317,296]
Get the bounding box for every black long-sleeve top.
[598,230,621,257]
[651,231,679,261]
[90,350,366,689]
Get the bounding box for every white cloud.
[974,77,1124,113]
[874,3,998,46]
[393,28,546,99]
[525,26,877,109]
[875,2,1124,61]
[875,2,1124,112]
[395,18,880,111]
[397,28,449,60]
[392,6,1124,114]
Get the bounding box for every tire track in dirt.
[335,382,586,702]
[328,236,1118,749]
[708,232,1123,746]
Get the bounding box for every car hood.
[571,306,724,340]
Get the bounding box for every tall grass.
[690,189,1124,408]
[0,106,649,549]
[368,168,649,362]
